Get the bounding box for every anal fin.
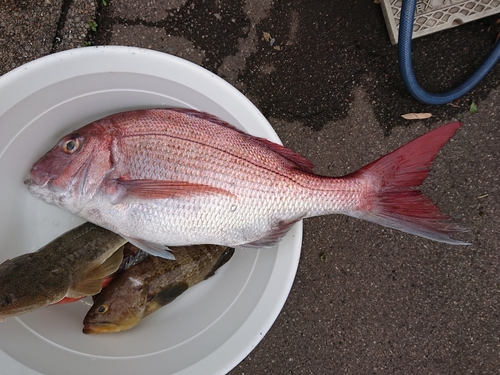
[242,217,303,248]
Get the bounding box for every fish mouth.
[82,322,120,334]
[28,167,51,187]
[23,178,36,187]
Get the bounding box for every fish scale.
[26,109,467,259]
[124,134,292,191]
[116,124,323,236]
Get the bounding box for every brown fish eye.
[63,139,79,154]
[0,295,13,306]
[97,304,108,314]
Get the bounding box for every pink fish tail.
[349,122,468,244]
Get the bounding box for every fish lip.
[23,178,35,186]
[29,167,51,187]
[82,322,119,334]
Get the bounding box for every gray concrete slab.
[0,0,63,75]
[0,0,498,374]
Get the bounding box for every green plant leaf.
[469,101,478,114]
[88,20,98,32]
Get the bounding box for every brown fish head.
[25,120,117,214]
[0,254,67,320]
[82,274,148,334]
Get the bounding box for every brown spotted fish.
[0,223,126,320]
[82,244,234,333]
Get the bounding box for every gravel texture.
[0,1,498,374]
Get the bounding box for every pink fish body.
[26,109,466,259]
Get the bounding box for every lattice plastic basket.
[381,0,500,44]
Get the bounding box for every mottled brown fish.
[26,109,467,260]
[0,223,126,320]
[82,244,234,334]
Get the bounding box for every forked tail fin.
[349,122,468,245]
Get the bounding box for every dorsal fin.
[252,138,315,172]
[170,108,315,173]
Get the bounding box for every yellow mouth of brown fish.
[82,322,121,334]
[82,308,142,334]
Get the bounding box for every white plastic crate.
[381,0,500,44]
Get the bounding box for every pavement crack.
[51,0,74,53]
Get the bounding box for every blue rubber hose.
[398,0,500,105]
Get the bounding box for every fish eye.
[97,304,108,314]
[62,138,80,154]
[0,295,13,306]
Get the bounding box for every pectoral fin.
[70,248,124,297]
[143,282,189,318]
[106,178,234,204]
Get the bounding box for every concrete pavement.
[0,1,499,374]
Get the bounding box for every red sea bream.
[25,109,467,259]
